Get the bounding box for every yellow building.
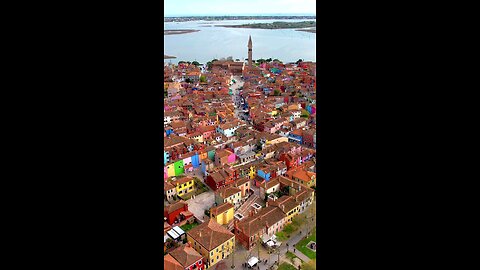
[171,176,195,196]
[166,163,175,178]
[215,187,242,208]
[210,202,234,225]
[248,164,256,179]
[187,219,236,269]
[266,136,288,146]
[290,170,316,188]
[269,195,300,224]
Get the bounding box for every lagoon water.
[164,19,316,64]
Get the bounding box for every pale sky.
[164,0,316,17]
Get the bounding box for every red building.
[278,153,298,170]
[169,244,205,270]
[302,129,315,148]
[205,170,226,191]
[164,201,191,225]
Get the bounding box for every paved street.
[186,190,215,222]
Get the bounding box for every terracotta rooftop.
[170,245,203,268]
[187,219,234,251]
[236,206,285,237]
[268,195,299,214]
[210,202,234,216]
[216,186,241,198]
[171,176,194,186]
[164,254,185,270]
[165,200,188,214]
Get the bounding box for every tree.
[296,59,303,64]
[200,75,207,83]
[273,89,281,96]
[192,61,200,66]
[266,58,272,63]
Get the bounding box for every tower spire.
[248,35,253,67]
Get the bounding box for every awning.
[167,230,180,239]
[164,234,170,243]
[172,226,185,236]
[248,257,259,267]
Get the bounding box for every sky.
[164,0,316,17]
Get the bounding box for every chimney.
[282,205,285,211]
[266,201,268,207]
[199,231,202,237]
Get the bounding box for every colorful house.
[288,129,303,144]
[234,206,286,250]
[166,162,176,178]
[192,152,200,168]
[210,202,234,225]
[215,186,242,208]
[164,200,192,225]
[187,219,235,269]
[174,160,184,176]
[268,195,300,224]
[171,176,195,197]
[169,245,205,270]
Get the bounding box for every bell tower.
[248,35,252,67]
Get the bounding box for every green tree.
[274,89,281,96]
[192,61,200,66]
[296,59,303,64]
[200,75,207,83]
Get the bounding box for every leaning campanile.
[248,35,252,67]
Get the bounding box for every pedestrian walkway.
[256,227,314,270]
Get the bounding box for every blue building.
[288,132,303,144]
[257,169,271,181]
[191,152,200,168]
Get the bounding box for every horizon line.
[164,14,316,17]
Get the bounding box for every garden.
[180,221,199,232]
[295,227,317,260]
[275,213,307,241]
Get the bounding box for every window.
[211,251,213,256]
[211,259,214,263]
[216,256,219,260]
[199,261,202,265]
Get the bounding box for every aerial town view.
[163,1,317,270]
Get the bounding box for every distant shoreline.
[164,15,315,22]
[164,29,200,35]
[164,55,176,59]
[296,29,316,33]
[216,21,315,30]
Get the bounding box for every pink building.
[227,151,236,163]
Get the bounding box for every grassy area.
[275,214,307,240]
[180,222,199,232]
[194,177,209,194]
[285,252,298,263]
[295,228,316,260]
[275,231,288,241]
[301,259,316,270]
[278,263,297,270]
